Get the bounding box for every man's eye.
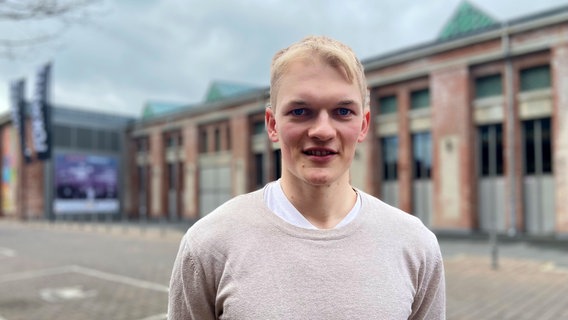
[336,108,352,116]
[291,109,306,116]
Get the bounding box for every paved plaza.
[0,220,567,320]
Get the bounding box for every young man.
[168,36,446,319]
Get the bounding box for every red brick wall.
[0,125,20,218]
[431,65,476,229]
[183,124,198,219]
[230,114,250,196]
[24,160,44,218]
[397,87,412,213]
[149,129,164,218]
[552,42,568,232]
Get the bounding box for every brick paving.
[1,220,567,319]
[444,254,568,320]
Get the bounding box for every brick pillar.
[26,160,44,218]
[505,61,524,232]
[183,124,199,219]
[149,129,164,218]
[365,90,380,195]
[431,65,475,229]
[552,43,568,233]
[398,88,412,214]
[2,125,21,218]
[231,115,250,196]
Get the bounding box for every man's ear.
[265,107,279,142]
[357,109,370,142]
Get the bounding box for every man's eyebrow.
[287,100,308,107]
[337,100,355,106]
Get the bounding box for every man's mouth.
[303,149,336,156]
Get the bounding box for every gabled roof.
[438,1,499,40]
[204,80,259,102]
[363,2,568,71]
[142,101,188,119]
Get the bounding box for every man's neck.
[280,175,357,229]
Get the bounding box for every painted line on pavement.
[0,265,168,293]
[69,265,169,292]
[0,247,16,258]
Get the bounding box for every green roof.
[438,1,499,41]
[142,101,187,119]
[204,81,258,102]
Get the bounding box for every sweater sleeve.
[409,236,446,320]
[168,233,217,320]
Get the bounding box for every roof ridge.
[438,0,499,41]
[204,80,260,103]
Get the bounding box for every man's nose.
[308,112,335,141]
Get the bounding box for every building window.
[475,74,502,98]
[381,136,398,181]
[76,127,93,149]
[165,131,181,149]
[520,65,551,92]
[226,125,231,150]
[410,89,430,109]
[168,163,177,190]
[54,124,73,148]
[214,128,221,152]
[412,132,432,179]
[254,153,264,189]
[109,132,120,152]
[199,129,208,153]
[96,130,108,150]
[167,136,176,148]
[136,137,148,152]
[523,118,552,174]
[273,149,282,180]
[479,124,504,177]
[253,121,265,135]
[378,95,397,114]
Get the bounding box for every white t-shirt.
[263,179,361,229]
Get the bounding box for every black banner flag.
[31,63,52,161]
[9,79,31,163]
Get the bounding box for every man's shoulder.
[197,190,262,223]
[182,190,264,249]
[359,191,420,224]
[358,191,439,247]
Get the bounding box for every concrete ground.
[440,237,568,320]
[1,220,567,320]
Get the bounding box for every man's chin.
[303,173,335,187]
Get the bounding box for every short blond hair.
[269,35,368,110]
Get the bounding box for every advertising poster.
[1,129,17,214]
[54,153,119,214]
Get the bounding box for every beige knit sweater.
[168,189,445,319]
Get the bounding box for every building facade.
[0,107,133,220]
[2,3,567,237]
[125,3,568,237]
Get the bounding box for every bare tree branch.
[0,0,102,20]
[0,0,106,59]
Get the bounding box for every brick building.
[2,2,567,237]
[0,107,132,220]
[126,2,568,237]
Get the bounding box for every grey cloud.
[2,0,568,116]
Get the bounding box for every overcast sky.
[1,0,567,117]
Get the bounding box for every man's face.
[266,58,370,187]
